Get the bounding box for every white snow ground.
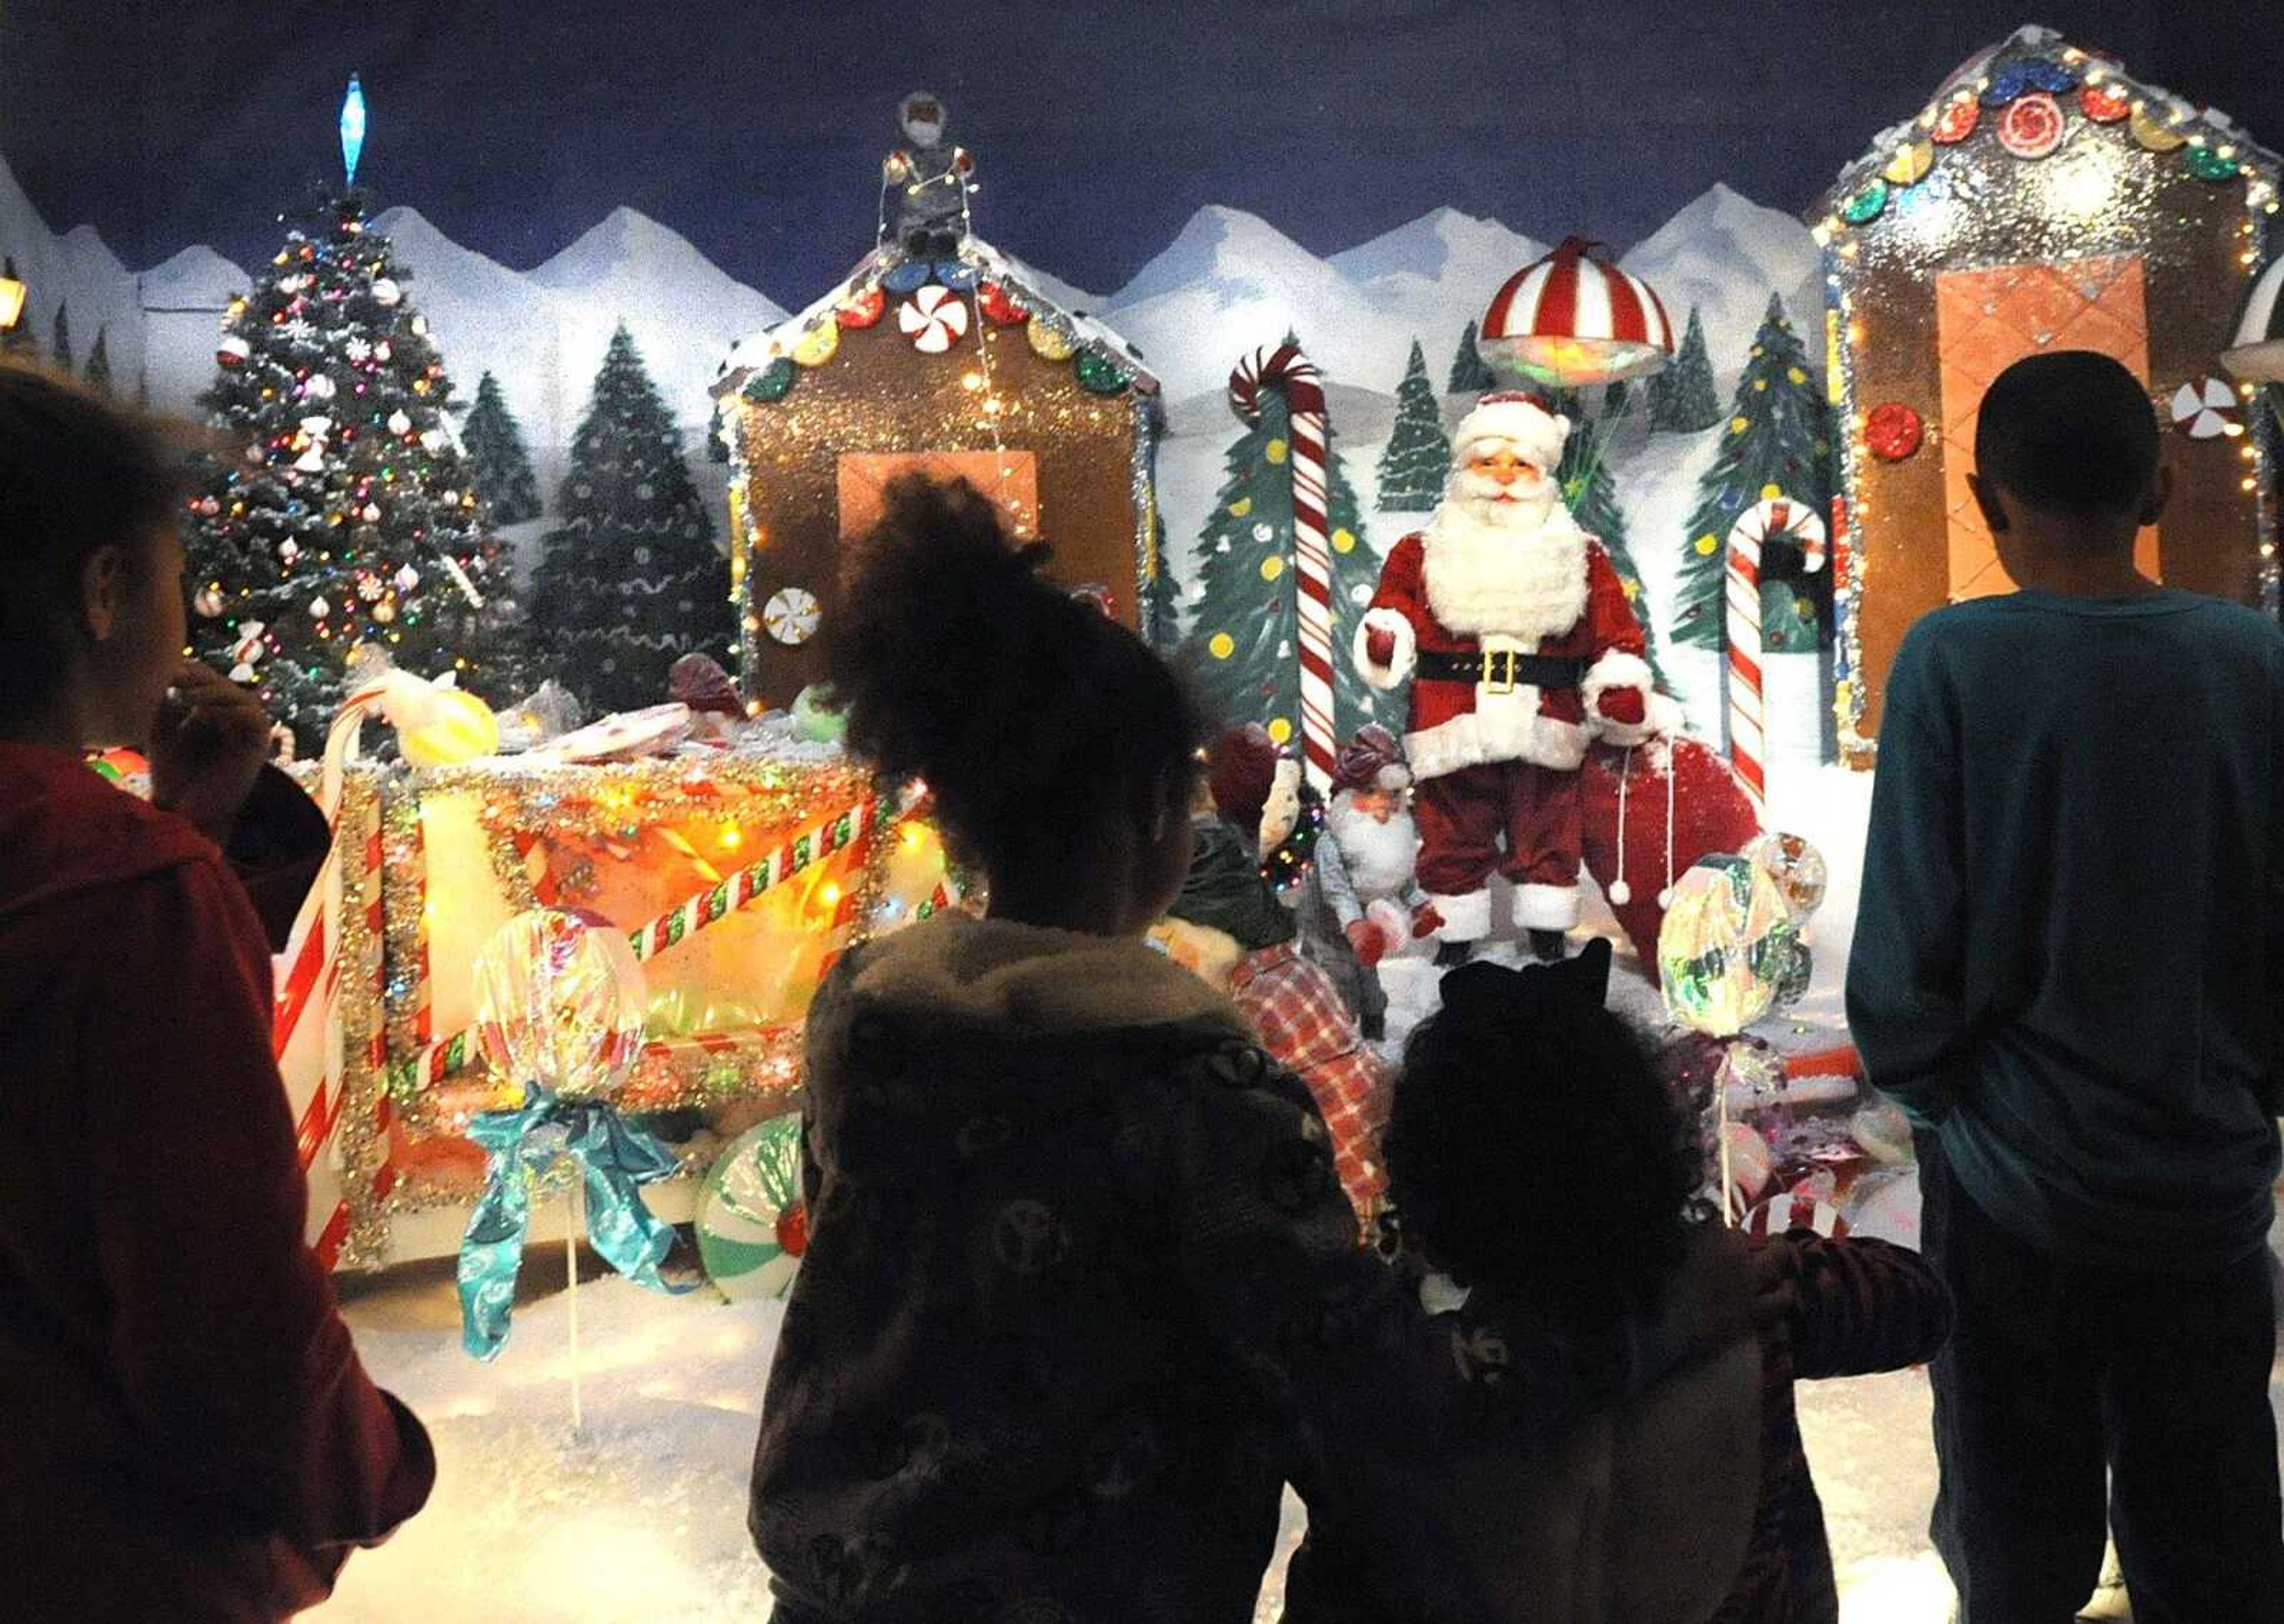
[321,1251,2283,1623]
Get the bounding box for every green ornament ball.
[743,358,798,404]
[1073,350,1130,396]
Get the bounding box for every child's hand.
[1668,1228,1797,1349]
[150,659,274,843]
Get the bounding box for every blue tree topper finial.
[340,74,367,186]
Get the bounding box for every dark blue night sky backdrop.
[2,1,2278,301]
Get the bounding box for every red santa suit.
[1353,393,1665,940]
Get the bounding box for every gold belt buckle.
[1482,648,1517,695]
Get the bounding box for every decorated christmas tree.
[1189,347,1389,745]
[1648,306,1721,433]
[462,370,542,524]
[529,323,732,715]
[1672,295,1833,654]
[1448,318,1498,394]
[1376,338,1452,511]
[183,183,527,747]
[83,326,111,395]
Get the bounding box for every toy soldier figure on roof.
[881,91,977,262]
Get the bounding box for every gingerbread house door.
[1934,254,2162,599]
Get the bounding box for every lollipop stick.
[1718,1039,1739,1227]
[566,1178,585,1433]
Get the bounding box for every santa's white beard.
[1328,794,1420,901]
[1419,470,1589,643]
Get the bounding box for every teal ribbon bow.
[457,1083,692,1360]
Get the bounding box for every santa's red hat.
[1332,725,1412,797]
[1452,390,1570,472]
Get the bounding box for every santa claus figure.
[1355,392,1667,962]
[1316,726,1430,1038]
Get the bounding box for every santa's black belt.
[1414,650,1586,690]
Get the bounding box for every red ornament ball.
[2079,83,2131,123]
[1931,96,1980,145]
[836,287,886,329]
[977,281,1030,326]
[1865,402,1925,462]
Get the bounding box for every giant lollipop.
[472,909,647,1104]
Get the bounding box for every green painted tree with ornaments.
[528,323,732,717]
[182,183,528,749]
[1671,294,1834,654]
[1187,340,1389,746]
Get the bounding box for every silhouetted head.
[1971,350,2167,550]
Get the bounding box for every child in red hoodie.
[0,366,433,1622]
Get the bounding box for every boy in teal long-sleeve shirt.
[1848,351,2283,1624]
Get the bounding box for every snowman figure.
[881,91,977,262]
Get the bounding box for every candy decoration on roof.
[897,284,968,353]
[1864,401,1924,461]
[1478,236,1676,388]
[1229,341,1339,795]
[977,281,1028,325]
[2169,376,2243,439]
[1884,141,1934,186]
[836,286,886,329]
[1997,93,2065,159]
[2079,82,2130,122]
[790,321,839,367]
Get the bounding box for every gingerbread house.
[1815,27,2282,763]
[712,243,1163,706]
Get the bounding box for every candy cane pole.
[1724,517,1768,821]
[1229,342,1337,797]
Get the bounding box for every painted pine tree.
[1142,511,1182,649]
[1448,319,1498,395]
[1537,387,1663,682]
[1672,296,1833,654]
[50,302,72,372]
[462,370,542,523]
[1648,306,1722,433]
[1189,364,1389,743]
[1376,338,1451,511]
[182,186,527,747]
[529,323,732,715]
[83,326,111,395]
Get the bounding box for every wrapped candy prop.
[1742,830,1828,920]
[492,680,585,753]
[457,909,694,1379]
[1658,854,1804,1221]
[696,1113,808,1302]
[340,648,500,767]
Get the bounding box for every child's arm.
[1781,1232,1953,1380]
[1846,623,1971,1127]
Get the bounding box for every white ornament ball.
[1608,879,1632,906]
[362,502,382,522]
[387,410,413,435]
[409,314,428,337]
[302,372,337,401]
[375,340,393,362]
[309,596,331,618]
[394,565,420,592]
[228,662,257,683]
[278,538,300,563]
[374,600,397,623]
[193,586,225,618]
[419,428,448,453]
[371,277,402,307]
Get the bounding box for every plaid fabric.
[1231,942,1390,1225]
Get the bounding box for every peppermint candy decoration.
[1742,1187,1849,1240]
[763,586,821,645]
[1997,93,2065,159]
[897,285,970,353]
[2170,376,2242,439]
[697,1114,808,1302]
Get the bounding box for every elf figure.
[1354,392,1671,963]
[880,91,977,262]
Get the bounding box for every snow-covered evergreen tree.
[529,323,732,715]
[1672,295,1833,654]
[1376,339,1451,512]
[49,302,72,373]
[462,370,542,524]
[183,185,527,747]
[1648,306,1722,434]
[1448,318,1498,395]
[83,326,111,395]
[1189,341,1388,742]
[1143,511,1182,649]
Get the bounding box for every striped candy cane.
[1229,341,1338,797]
[274,674,400,1267]
[1723,497,1828,819]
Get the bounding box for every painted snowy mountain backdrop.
[3,149,1820,464]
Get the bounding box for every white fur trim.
[1404,698,1586,782]
[1354,608,1416,690]
[1419,502,1589,643]
[1426,887,1494,941]
[1582,649,1659,747]
[1453,395,1571,472]
[1512,882,1582,931]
